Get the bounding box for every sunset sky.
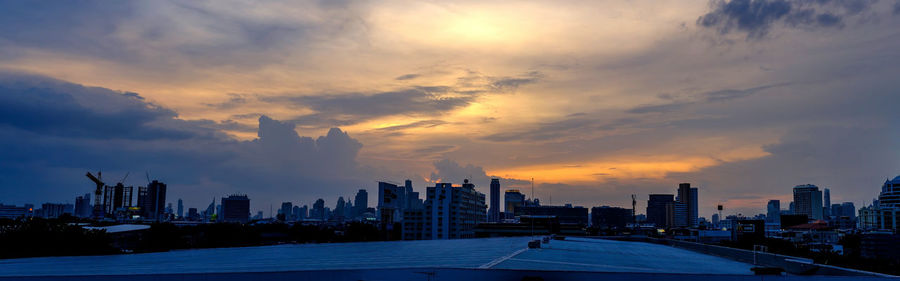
[2,0,899,217]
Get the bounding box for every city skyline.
[2,0,900,219]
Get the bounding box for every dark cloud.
[627,83,787,114]
[395,74,420,80]
[375,120,447,131]
[481,114,640,142]
[0,72,213,140]
[205,94,251,110]
[894,1,900,15]
[0,72,369,211]
[696,0,876,40]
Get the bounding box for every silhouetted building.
[187,207,199,221]
[378,181,406,225]
[312,199,325,220]
[781,214,809,229]
[860,175,900,231]
[516,205,588,226]
[280,202,293,221]
[677,183,699,227]
[177,199,183,219]
[591,206,632,229]
[40,203,72,218]
[0,204,34,219]
[419,180,487,239]
[75,193,92,218]
[489,178,500,222]
[137,180,166,221]
[647,194,674,228]
[767,200,781,224]
[354,189,368,218]
[793,184,823,220]
[104,183,133,215]
[335,197,346,222]
[298,205,308,220]
[221,195,250,223]
[823,188,831,217]
[504,189,526,218]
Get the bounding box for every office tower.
[299,205,308,219]
[312,199,325,220]
[672,201,688,227]
[504,189,526,218]
[489,178,500,222]
[793,184,823,220]
[354,189,368,217]
[40,203,72,218]
[767,200,781,224]
[177,199,183,219]
[335,197,346,222]
[420,179,487,239]
[677,183,698,227]
[647,194,674,227]
[187,208,199,221]
[690,187,699,227]
[711,213,720,226]
[859,175,900,230]
[205,199,216,221]
[841,202,856,220]
[378,182,406,224]
[137,180,167,221]
[280,202,293,221]
[75,193,92,218]
[221,194,250,223]
[344,201,353,220]
[823,188,831,217]
[591,206,632,229]
[404,179,413,210]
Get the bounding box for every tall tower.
[793,184,823,220]
[677,183,697,227]
[489,178,500,222]
[823,188,831,217]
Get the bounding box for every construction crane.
[119,172,130,185]
[86,171,105,217]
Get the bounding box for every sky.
[1,0,899,218]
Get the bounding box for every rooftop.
[0,237,755,278]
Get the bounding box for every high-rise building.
[677,183,698,227]
[647,194,674,228]
[312,199,325,220]
[187,207,199,221]
[767,200,781,224]
[335,197,346,222]
[354,189,368,218]
[221,194,250,223]
[177,199,183,219]
[74,193,92,218]
[793,184,823,220]
[823,188,831,217]
[280,202,293,221]
[378,182,406,225]
[415,180,487,240]
[489,178,500,222]
[40,203,73,218]
[137,180,167,221]
[298,205,308,220]
[859,175,900,230]
[504,189,526,218]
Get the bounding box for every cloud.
[0,72,369,211]
[627,83,787,114]
[696,0,877,40]
[0,72,214,140]
[427,159,531,192]
[395,74,420,80]
[375,120,447,131]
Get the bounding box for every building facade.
[793,184,823,221]
[221,194,250,223]
[416,180,487,239]
[489,178,500,222]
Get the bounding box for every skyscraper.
[280,202,293,221]
[312,198,325,220]
[677,183,698,227]
[354,189,368,217]
[824,188,831,217]
[793,184,823,220]
[378,182,405,224]
[420,180,487,239]
[221,194,250,223]
[767,200,781,224]
[489,178,500,222]
[177,199,183,219]
[335,197,346,222]
[137,180,167,221]
[504,189,526,218]
[647,194,674,227]
[74,193,92,218]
